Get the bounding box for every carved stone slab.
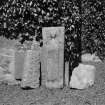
[21,41,41,88]
[15,50,26,80]
[41,27,64,88]
[0,48,15,83]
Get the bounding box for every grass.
[0,61,105,105]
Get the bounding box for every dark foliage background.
[0,0,80,63]
[0,0,105,62]
[81,0,105,60]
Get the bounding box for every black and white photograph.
[0,0,105,105]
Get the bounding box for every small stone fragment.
[70,63,96,89]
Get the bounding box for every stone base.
[15,50,26,80]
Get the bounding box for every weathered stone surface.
[65,62,69,86]
[81,53,102,62]
[21,45,40,88]
[15,50,26,80]
[0,48,16,84]
[70,63,96,89]
[14,41,30,80]
[41,27,64,88]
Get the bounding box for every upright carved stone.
[14,41,32,80]
[21,41,41,88]
[0,48,16,84]
[0,37,21,85]
[41,27,64,88]
[15,50,26,80]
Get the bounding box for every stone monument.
[0,48,16,84]
[0,37,18,85]
[21,40,41,88]
[70,63,96,89]
[41,27,64,88]
[15,45,26,80]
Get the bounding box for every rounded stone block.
[70,63,96,89]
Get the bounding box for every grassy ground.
[0,61,105,105]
